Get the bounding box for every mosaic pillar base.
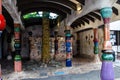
[100,61,114,80]
[14,61,22,72]
[66,59,72,67]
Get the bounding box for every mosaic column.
[54,31,58,60]
[65,30,72,67]
[93,28,100,62]
[100,7,114,80]
[41,12,50,64]
[14,23,22,72]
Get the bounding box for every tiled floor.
[1,58,120,80]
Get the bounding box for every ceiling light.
[77,4,82,11]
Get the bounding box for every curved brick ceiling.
[16,0,85,27]
[70,0,118,28]
[2,0,118,29]
[16,0,83,19]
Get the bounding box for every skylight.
[23,11,58,20]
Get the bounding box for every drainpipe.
[54,30,58,60]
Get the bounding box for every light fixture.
[77,4,82,11]
[69,0,82,11]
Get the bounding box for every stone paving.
[1,58,120,80]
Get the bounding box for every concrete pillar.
[100,7,114,80]
[14,23,22,72]
[41,12,50,64]
[65,29,72,67]
[93,28,100,62]
[54,31,58,60]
